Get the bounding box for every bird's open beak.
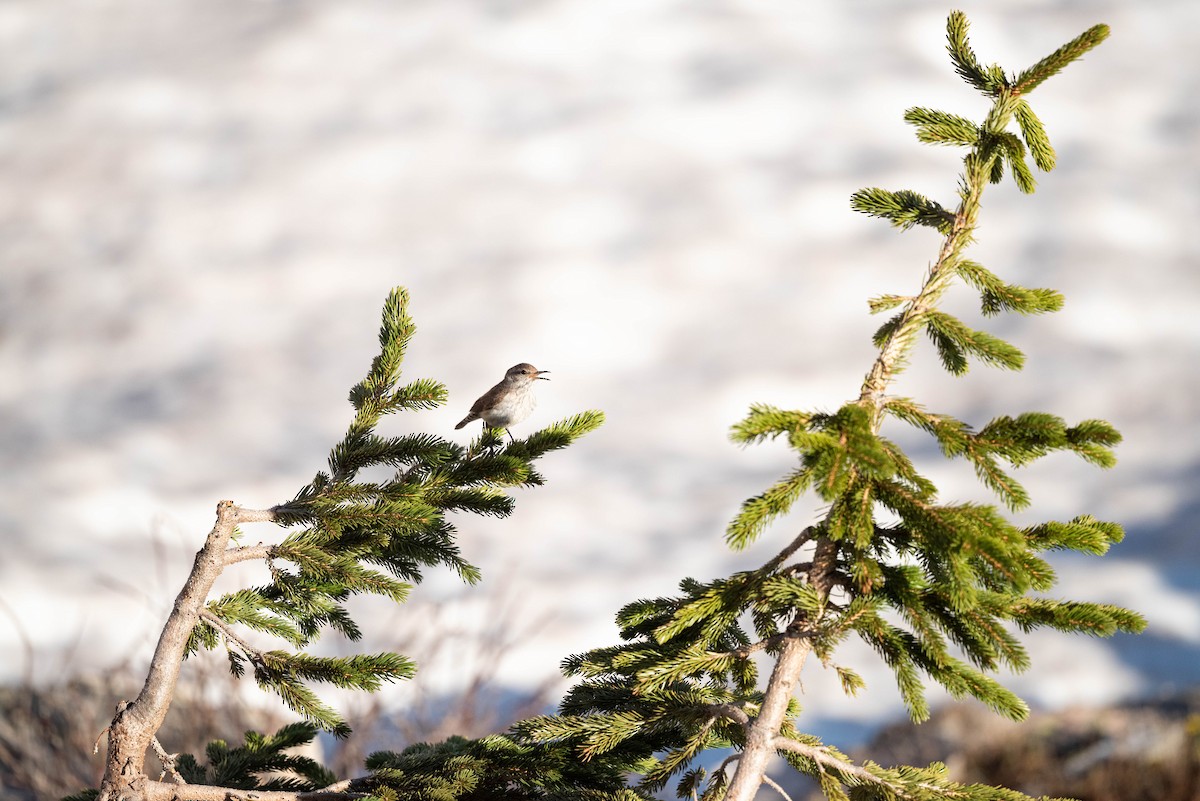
[537,371,550,380]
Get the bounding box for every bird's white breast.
[480,385,536,428]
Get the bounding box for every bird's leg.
[482,425,504,452]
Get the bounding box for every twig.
[150,736,187,784]
[707,703,751,728]
[141,780,370,800]
[200,610,265,662]
[714,751,742,778]
[234,507,279,525]
[225,543,274,565]
[0,595,35,685]
[95,701,130,755]
[771,738,949,799]
[762,773,796,801]
[762,526,817,574]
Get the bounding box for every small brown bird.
[455,363,550,440]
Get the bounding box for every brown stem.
[142,781,362,801]
[723,634,814,801]
[98,501,275,801]
[225,542,274,565]
[142,779,366,801]
[723,145,993,797]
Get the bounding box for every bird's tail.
[454,415,475,430]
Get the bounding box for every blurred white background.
[1,0,1197,744]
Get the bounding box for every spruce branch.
[945,10,997,94]
[1013,23,1111,95]
[97,501,274,801]
[528,14,1140,801]
[95,287,604,801]
[200,608,268,662]
[224,543,275,565]
[1013,100,1056,171]
[904,107,981,147]
[850,187,956,234]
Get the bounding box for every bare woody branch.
[141,779,365,801]
[98,501,278,801]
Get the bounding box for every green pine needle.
[509,410,606,460]
[1014,100,1057,171]
[924,311,1026,372]
[729,404,813,444]
[945,11,996,94]
[1014,24,1111,95]
[904,107,980,146]
[866,294,910,315]
[835,665,866,697]
[850,187,956,234]
[388,378,450,411]
[725,467,813,549]
[1025,515,1124,555]
[957,259,1065,317]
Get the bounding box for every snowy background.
[1,0,1198,748]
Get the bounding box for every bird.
[455,363,550,441]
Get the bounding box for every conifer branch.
[149,737,185,785]
[529,14,1134,801]
[763,773,797,801]
[235,507,280,524]
[945,11,995,94]
[224,543,274,565]
[771,738,960,800]
[199,609,265,662]
[94,288,604,800]
[140,782,367,801]
[708,703,752,727]
[98,500,255,801]
[761,526,818,573]
[1013,24,1111,95]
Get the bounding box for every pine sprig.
[730,404,814,445]
[359,734,648,801]
[956,259,1064,317]
[725,467,813,549]
[850,187,956,234]
[504,410,607,462]
[469,14,1134,801]
[904,107,980,147]
[945,10,998,94]
[160,285,603,774]
[924,310,1026,373]
[1014,23,1111,95]
[1024,515,1124,554]
[1014,100,1056,171]
[173,723,336,791]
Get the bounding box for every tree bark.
[725,536,838,801]
[723,634,813,801]
[98,501,274,801]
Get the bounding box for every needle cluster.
[516,13,1143,801]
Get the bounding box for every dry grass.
[0,588,559,800]
[855,694,1200,801]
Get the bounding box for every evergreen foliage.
[66,724,336,801]
[83,287,604,801]
[354,734,647,800]
[80,13,1143,801]
[519,12,1142,801]
[173,723,338,792]
[181,288,603,737]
